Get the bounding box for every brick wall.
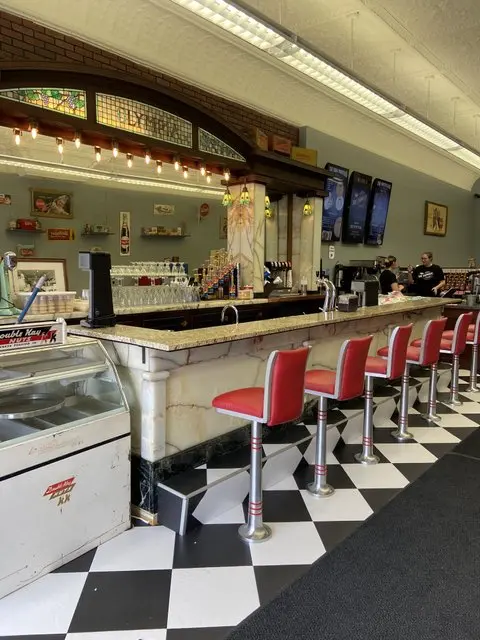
[0,10,299,146]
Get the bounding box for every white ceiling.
[0,0,479,190]
[242,0,480,151]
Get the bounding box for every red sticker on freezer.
[44,477,76,506]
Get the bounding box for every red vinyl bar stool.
[379,317,447,430]
[304,336,372,497]
[356,324,413,464]
[212,346,310,543]
[443,313,480,393]
[437,312,472,407]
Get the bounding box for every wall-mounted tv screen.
[322,163,349,242]
[364,179,393,246]
[342,171,372,243]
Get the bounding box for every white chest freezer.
[0,322,130,599]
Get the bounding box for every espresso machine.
[333,260,381,306]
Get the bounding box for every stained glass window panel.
[0,88,87,118]
[96,94,193,148]
[198,128,245,162]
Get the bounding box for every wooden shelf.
[6,228,45,233]
[81,232,115,236]
[140,234,190,238]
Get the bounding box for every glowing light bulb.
[206,171,212,184]
[145,150,151,165]
[200,165,206,177]
[223,168,230,181]
[126,153,133,168]
[95,146,101,162]
[112,141,119,158]
[30,125,38,140]
[183,166,189,179]
[156,160,162,174]
[174,158,180,171]
[56,137,63,154]
[74,133,81,149]
[13,129,21,145]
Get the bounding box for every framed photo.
[219,212,228,239]
[10,258,68,293]
[31,188,72,219]
[424,201,448,237]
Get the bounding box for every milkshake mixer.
[0,251,20,316]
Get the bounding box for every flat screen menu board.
[322,163,349,242]
[364,179,393,246]
[342,171,372,244]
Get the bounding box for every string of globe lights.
[12,125,232,186]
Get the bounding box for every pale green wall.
[0,175,225,293]
[301,127,476,270]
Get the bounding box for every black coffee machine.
[333,260,381,295]
[79,250,116,328]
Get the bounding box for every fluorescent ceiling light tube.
[168,0,480,171]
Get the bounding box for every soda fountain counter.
[0,319,130,599]
[68,297,450,525]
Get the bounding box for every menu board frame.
[342,171,373,244]
[322,163,349,242]
[364,178,393,246]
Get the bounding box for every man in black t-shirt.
[408,252,445,297]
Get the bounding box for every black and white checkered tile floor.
[2,370,480,640]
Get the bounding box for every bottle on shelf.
[120,213,130,255]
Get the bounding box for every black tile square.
[372,428,416,444]
[173,524,252,569]
[421,442,457,459]
[244,490,311,523]
[53,548,96,573]
[293,463,355,491]
[163,468,207,495]
[446,427,478,441]
[167,628,234,639]
[254,565,309,606]
[394,463,433,483]
[264,422,311,445]
[412,402,456,416]
[314,521,363,552]
[332,443,388,465]
[0,637,65,640]
[68,570,171,632]
[360,488,401,512]
[207,445,252,469]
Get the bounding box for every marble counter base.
[69,298,449,352]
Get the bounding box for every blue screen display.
[322,163,349,242]
[342,172,372,243]
[364,179,393,246]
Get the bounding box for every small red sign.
[44,477,76,506]
[47,228,75,241]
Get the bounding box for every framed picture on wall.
[424,201,448,237]
[30,188,73,219]
[10,258,68,293]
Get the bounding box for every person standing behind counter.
[379,256,404,294]
[408,252,445,297]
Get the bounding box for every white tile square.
[204,503,246,525]
[342,463,409,489]
[262,445,303,489]
[0,573,87,636]
[67,631,167,640]
[249,522,325,566]
[301,488,373,522]
[90,526,175,572]
[457,391,480,402]
[452,402,480,414]
[193,471,249,525]
[410,427,460,443]
[265,474,301,491]
[168,566,259,628]
[433,414,479,428]
[372,418,397,430]
[374,443,437,464]
[303,438,339,465]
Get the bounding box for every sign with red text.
[47,228,75,241]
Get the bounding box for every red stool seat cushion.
[212,387,264,419]
[365,356,388,376]
[305,369,336,395]
[443,329,474,341]
[378,345,421,363]
[411,338,452,351]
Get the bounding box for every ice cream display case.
[0,318,130,599]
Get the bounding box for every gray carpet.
[228,452,480,639]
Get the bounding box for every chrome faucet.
[317,278,337,312]
[221,304,239,325]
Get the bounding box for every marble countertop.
[68,298,450,352]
